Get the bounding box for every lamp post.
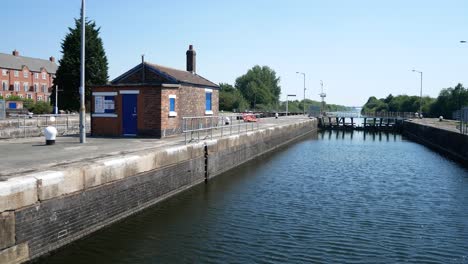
[79,0,86,143]
[286,94,296,116]
[412,69,423,118]
[296,72,306,115]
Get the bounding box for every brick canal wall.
[403,120,468,166]
[0,119,317,263]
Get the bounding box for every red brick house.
[91,45,219,137]
[0,50,57,102]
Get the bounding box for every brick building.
[0,50,57,102]
[91,45,219,137]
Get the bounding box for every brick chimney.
[12,50,19,56]
[49,56,55,63]
[186,45,196,73]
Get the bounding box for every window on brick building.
[23,83,29,92]
[19,94,24,99]
[38,96,43,101]
[23,71,28,78]
[205,89,213,115]
[6,94,11,98]
[14,82,20,91]
[14,70,19,77]
[34,83,38,92]
[169,95,177,117]
[42,72,46,80]
[42,84,47,93]
[2,81,8,91]
[34,73,39,79]
[2,69,7,76]
[27,94,32,100]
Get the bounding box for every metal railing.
[323,112,417,119]
[456,107,468,135]
[182,114,260,144]
[0,100,5,120]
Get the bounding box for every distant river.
[38,131,468,263]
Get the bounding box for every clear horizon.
[2,0,467,106]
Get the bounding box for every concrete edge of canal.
[0,118,317,264]
[403,120,468,166]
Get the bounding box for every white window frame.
[23,71,28,78]
[6,94,11,98]
[42,72,46,80]
[2,69,7,76]
[205,88,213,115]
[23,83,29,92]
[14,70,19,77]
[34,73,39,79]
[42,84,47,93]
[169,94,177,117]
[33,83,38,92]
[19,94,24,99]
[38,96,43,101]
[27,94,32,99]
[2,81,8,91]
[14,82,20,91]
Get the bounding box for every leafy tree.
[235,66,281,109]
[53,17,109,111]
[30,102,53,114]
[219,83,249,112]
[430,83,468,118]
[5,95,22,101]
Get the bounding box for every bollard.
[44,116,58,145]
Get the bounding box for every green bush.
[30,101,53,114]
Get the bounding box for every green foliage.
[362,83,467,118]
[30,101,53,114]
[23,99,34,110]
[5,95,23,101]
[278,99,351,113]
[219,83,249,112]
[53,18,109,111]
[430,83,468,118]
[235,66,281,109]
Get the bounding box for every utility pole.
[319,80,326,115]
[55,85,59,115]
[296,72,306,115]
[412,69,423,118]
[79,0,86,143]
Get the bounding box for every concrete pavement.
[0,116,311,179]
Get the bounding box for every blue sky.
[2,0,468,106]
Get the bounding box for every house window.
[169,95,177,117]
[44,96,48,102]
[14,70,19,77]
[19,94,24,99]
[42,84,47,93]
[34,83,38,92]
[23,71,28,78]
[23,83,29,92]
[6,94,11,98]
[38,96,43,101]
[2,81,8,91]
[34,73,39,79]
[42,72,46,80]
[2,69,7,76]
[14,82,20,91]
[205,89,213,114]
[27,94,32,99]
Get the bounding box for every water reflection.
[320,130,399,142]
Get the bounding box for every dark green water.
[38,131,468,263]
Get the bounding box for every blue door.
[9,102,17,109]
[122,94,137,136]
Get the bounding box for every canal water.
[38,131,468,263]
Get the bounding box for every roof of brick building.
[0,53,58,74]
[111,62,219,88]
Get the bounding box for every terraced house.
[0,50,57,102]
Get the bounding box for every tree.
[53,18,109,111]
[235,66,281,109]
[219,83,249,112]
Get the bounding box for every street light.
[412,69,423,118]
[79,0,86,143]
[286,94,296,116]
[296,72,306,115]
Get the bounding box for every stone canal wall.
[0,119,317,263]
[403,120,468,166]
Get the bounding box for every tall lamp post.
[79,0,86,143]
[286,94,296,116]
[412,69,423,118]
[296,72,306,115]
